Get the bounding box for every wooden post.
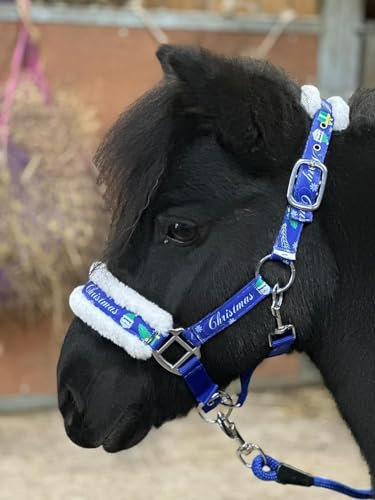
[301,0,366,386]
[318,0,365,99]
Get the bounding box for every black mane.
[95,83,176,258]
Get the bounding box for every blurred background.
[0,1,373,499]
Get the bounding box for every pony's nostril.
[58,385,99,448]
[59,385,85,428]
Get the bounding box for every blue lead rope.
[251,454,374,499]
[313,477,373,499]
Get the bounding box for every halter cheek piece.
[70,88,373,498]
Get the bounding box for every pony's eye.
[166,222,198,245]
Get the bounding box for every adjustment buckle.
[287,158,328,211]
[268,324,296,349]
[152,328,201,375]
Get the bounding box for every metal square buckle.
[287,158,328,211]
[152,328,201,375]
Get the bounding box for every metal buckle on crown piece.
[152,328,201,376]
[287,158,328,211]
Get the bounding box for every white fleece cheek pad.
[69,262,173,360]
[301,85,350,131]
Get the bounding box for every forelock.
[94,82,180,259]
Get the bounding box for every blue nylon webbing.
[272,100,333,262]
[183,275,272,347]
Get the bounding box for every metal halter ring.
[217,390,242,409]
[255,254,296,294]
[197,391,235,423]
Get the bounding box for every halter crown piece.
[70,87,373,498]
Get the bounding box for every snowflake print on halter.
[194,325,203,334]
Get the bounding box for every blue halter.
[83,99,333,411]
[78,99,374,498]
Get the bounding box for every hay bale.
[0,80,108,329]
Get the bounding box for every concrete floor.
[0,387,370,500]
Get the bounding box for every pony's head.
[57,45,336,452]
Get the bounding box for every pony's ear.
[156,45,307,169]
[156,44,214,83]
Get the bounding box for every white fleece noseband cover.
[69,262,173,360]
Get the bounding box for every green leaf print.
[138,323,152,341]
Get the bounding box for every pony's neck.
[304,132,375,472]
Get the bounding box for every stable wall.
[0,22,318,400]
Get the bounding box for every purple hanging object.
[0,19,49,299]
[7,139,30,176]
[0,22,49,148]
[23,35,50,104]
[0,270,13,301]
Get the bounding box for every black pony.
[57,45,375,481]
